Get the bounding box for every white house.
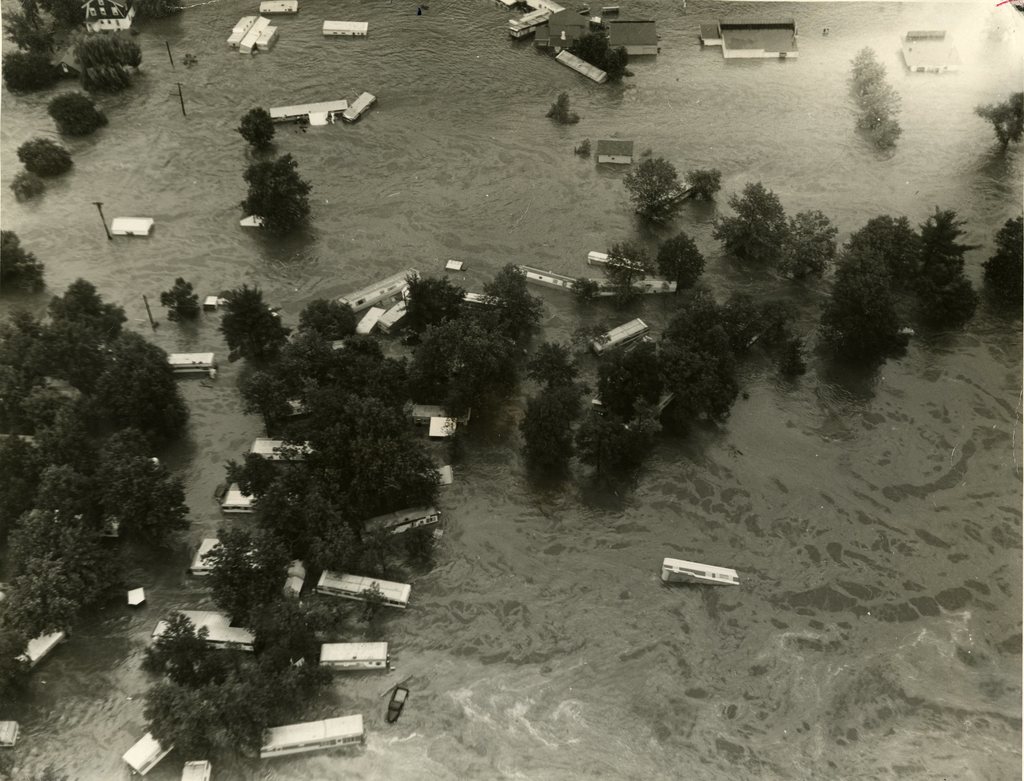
[83,0,135,32]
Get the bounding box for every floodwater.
[1,1,1022,778]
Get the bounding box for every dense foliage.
[297,298,356,340]
[405,275,465,332]
[780,210,838,279]
[240,154,311,235]
[219,284,291,361]
[16,138,72,177]
[1,231,46,293]
[238,107,275,150]
[916,208,978,328]
[47,92,108,136]
[656,231,704,291]
[74,34,141,91]
[713,182,788,266]
[482,264,543,341]
[10,170,47,201]
[849,48,902,149]
[569,33,628,81]
[975,92,1024,149]
[623,157,686,223]
[134,0,183,19]
[159,278,200,321]
[2,52,60,92]
[685,168,722,200]
[983,216,1023,307]
[603,241,654,304]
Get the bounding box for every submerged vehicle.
[386,686,409,724]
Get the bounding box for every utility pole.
[142,295,158,330]
[92,201,112,240]
[165,41,175,69]
[176,83,187,117]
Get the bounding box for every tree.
[219,284,290,361]
[916,208,978,329]
[623,157,686,223]
[159,278,200,321]
[5,509,112,637]
[35,464,101,528]
[204,528,289,625]
[849,48,902,150]
[297,299,355,341]
[575,409,657,479]
[520,384,583,473]
[16,138,72,177]
[93,331,189,442]
[240,154,311,235]
[250,599,321,670]
[983,216,1023,307]
[975,92,1024,149]
[685,168,722,200]
[3,8,54,54]
[597,340,662,418]
[845,215,921,289]
[0,436,41,544]
[482,264,543,341]
[656,231,704,291]
[713,182,789,266]
[10,171,47,200]
[36,0,83,28]
[820,250,908,363]
[240,369,292,433]
[74,34,141,91]
[778,335,807,378]
[526,342,578,389]
[572,277,601,302]
[780,210,838,279]
[97,428,189,543]
[225,452,280,500]
[143,612,226,687]
[569,33,628,81]
[546,91,579,124]
[47,92,108,136]
[1,231,45,292]
[2,51,60,92]
[405,275,465,332]
[238,107,275,150]
[49,278,125,337]
[408,319,517,415]
[0,627,30,702]
[603,241,654,304]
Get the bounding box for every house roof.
[606,19,658,47]
[718,17,796,29]
[596,139,634,156]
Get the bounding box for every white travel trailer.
[661,557,739,586]
[123,732,173,776]
[316,572,411,608]
[259,715,364,758]
[319,642,390,671]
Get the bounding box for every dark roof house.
[700,17,798,59]
[595,139,634,161]
[606,20,659,54]
[535,9,589,49]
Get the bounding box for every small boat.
[386,686,409,723]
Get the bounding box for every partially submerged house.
[606,20,659,55]
[595,139,634,164]
[901,31,960,72]
[555,50,608,83]
[700,17,798,59]
[83,0,135,32]
[534,9,588,50]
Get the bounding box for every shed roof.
[606,19,658,47]
[596,139,634,156]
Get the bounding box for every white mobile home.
[110,218,154,236]
[221,483,255,514]
[259,0,296,12]
[123,732,173,776]
[437,464,454,485]
[238,16,272,54]
[249,438,312,461]
[319,642,390,671]
[228,15,257,46]
[181,760,212,781]
[323,20,368,36]
[661,557,739,586]
[260,715,364,759]
[365,506,441,535]
[284,560,306,598]
[342,92,377,122]
[554,50,608,83]
[355,306,387,335]
[20,630,66,668]
[316,572,411,608]
[269,100,349,123]
[0,721,19,748]
[376,299,408,334]
[590,318,649,355]
[152,610,255,651]
[189,538,219,575]
[339,269,419,312]
[167,353,216,374]
[508,8,551,38]
[429,417,457,438]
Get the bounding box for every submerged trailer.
[260,715,364,759]
[123,732,173,776]
[342,92,376,122]
[221,483,255,514]
[319,642,389,671]
[661,557,739,585]
[167,353,216,374]
[316,572,411,608]
[590,318,649,355]
[338,269,418,312]
[189,538,219,575]
[152,610,255,651]
[365,506,441,535]
[269,99,348,123]
[323,20,368,36]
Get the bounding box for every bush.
[624,157,686,223]
[572,277,600,302]
[238,107,275,150]
[849,48,902,150]
[975,92,1024,149]
[574,138,591,157]
[10,171,47,200]
[159,278,200,321]
[2,51,60,92]
[48,92,108,136]
[17,138,73,177]
[546,92,579,125]
[983,216,1023,306]
[712,182,789,266]
[685,168,722,200]
[74,35,142,92]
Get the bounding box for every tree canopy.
[297,299,356,341]
[521,384,583,474]
[623,158,686,223]
[219,284,290,361]
[656,231,704,291]
[780,210,838,279]
[205,527,289,626]
[405,275,465,332]
[238,107,275,150]
[569,33,628,81]
[482,264,543,341]
[240,154,311,235]
[975,92,1024,149]
[1,231,46,293]
[916,208,978,329]
[16,138,72,177]
[47,92,108,136]
[603,241,654,304]
[713,182,789,266]
[159,278,200,321]
[983,216,1023,307]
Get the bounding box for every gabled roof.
[596,139,634,156]
[606,19,658,47]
